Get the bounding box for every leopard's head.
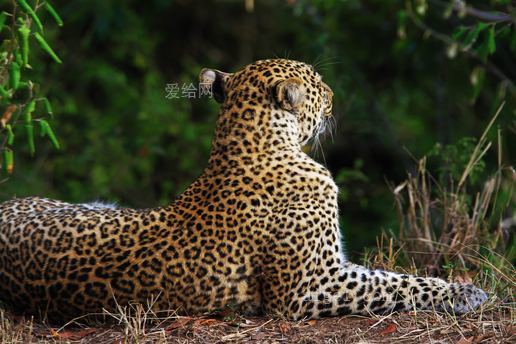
[200,59,333,148]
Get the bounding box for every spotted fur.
[0,59,487,321]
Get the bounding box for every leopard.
[0,59,488,321]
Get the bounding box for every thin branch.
[429,0,516,23]
[452,0,515,23]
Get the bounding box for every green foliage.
[428,137,486,186]
[34,32,61,63]
[0,0,62,180]
[44,2,63,27]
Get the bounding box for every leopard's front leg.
[261,202,488,320]
[287,264,488,319]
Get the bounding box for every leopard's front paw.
[446,284,488,314]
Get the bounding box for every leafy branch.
[399,0,516,98]
[0,0,62,180]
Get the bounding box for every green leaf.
[477,41,488,62]
[17,81,29,89]
[18,25,30,66]
[463,22,487,48]
[25,123,35,156]
[16,0,43,32]
[487,26,496,55]
[41,97,54,115]
[39,119,60,149]
[39,120,47,137]
[9,61,21,90]
[470,66,485,102]
[3,148,14,174]
[34,32,62,64]
[452,26,468,41]
[23,99,36,123]
[6,124,15,145]
[0,85,10,99]
[45,2,63,27]
[14,50,23,65]
[0,12,7,33]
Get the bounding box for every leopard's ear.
[199,69,232,103]
[273,77,306,112]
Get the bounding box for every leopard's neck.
[207,98,302,172]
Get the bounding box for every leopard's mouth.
[304,105,336,153]
[321,83,334,117]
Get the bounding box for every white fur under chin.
[81,201,118,210]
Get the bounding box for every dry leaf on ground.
[194,318,219,327]
[379,323,397,336]
[456,336,474,344]
[279,321,292,334]
[58,328,98,340]
[165,317,194,333]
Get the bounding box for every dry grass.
[389,103,514,274]
[0,298,514,343]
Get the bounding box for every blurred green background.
[1,0,514,258]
